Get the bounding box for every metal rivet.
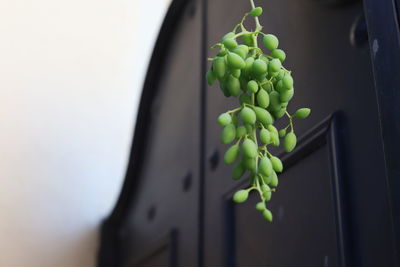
[147,205,156,222]
[183,172,192,192]
[208,149,219,170]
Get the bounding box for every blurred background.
[0,0,171,266]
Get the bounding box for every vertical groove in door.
[199,0,208,266]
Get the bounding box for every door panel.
[205,0,396,266]
[115,1,202,267]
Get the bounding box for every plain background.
[0,0,171,266]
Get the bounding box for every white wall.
[0,0,170,266]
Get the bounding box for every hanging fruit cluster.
[206,0,311,222]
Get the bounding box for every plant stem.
[250,0,262,31]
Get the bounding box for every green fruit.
[221,124,236,144]
[232,163,245,180]
[222,32,235,40]
[220,83,230,97]
[224,144,240,164]
[232,69,241,78]
[270,156,283,172]
[256,202,265,211]
[262,208,273,222]
[263,34,279,50]
[256,89,270,108]
[259,55,269,64]
[239,93,251,105]
[250,7,263,17]
[206,69,216,85]
[240,107,256,124]
[282,74,294,89]
[243,157,257,171]
[217,48,227,56]
[274,108,286,119]
[227,75,240,96]
[244,57,255,76]
[233,45,249,59]
[242,32,255,46]
[253,106,273,126]
[262,82,273,92]
[227,53,246,69]
[279,128,287,138]
[223,38,237,50]
[276,70,285,80]
[233,190,249,203]
[268,58,282,72]
[213,57,226,79]
[252,59,268,75]
[261,184,272,201]
[280,88,294,102]
[242,139,258,158]
[217,113,231,126]
[267,124,278,135]
[270,171,278,187]
[245,124,253,134]
[270,49,286,62]
[270,132,280,146]
[260,128,271,144]
[269,91,281,111]
[236,126,247,138]
[293,108,311,119]
[276,80,284,92]
[284,132,297,152]
[233,46,247,59]
[231,114,238,125]
[259,157,273,177]
[247,80,259,93]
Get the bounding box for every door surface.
[98,0,400,267]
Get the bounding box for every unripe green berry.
[282,74,294,89]
[256,89,270,108]
[253,106,273,126]
[227,75,240,96]
[260,128,271,144]
[261,184,272,201]
[223,38,237,50]
[263,34,279,50]
[233,190,249,203]
[221,124,236,144]
[293,108,311,119]
[256,202,265,211]
[232,163,245,180]
[270,156,283,172]
[249,7,263,17]
[268,58,282,73]
[242,139,258,158]
[262,208,273,222]
[236,126,247,138]
[279,128,287,138]
[213,57,226,79]
[224,144,240,164]
[252,59,268,75]
[247,80,259,93]
[227,53,246,69]
[217,113,231,126]
[240,107,256,124]
[259,157,273,177]
[284,132,297,152]
[270,49,286,62]
[206,69,217,85]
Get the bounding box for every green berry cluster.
[206,0,311,222]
